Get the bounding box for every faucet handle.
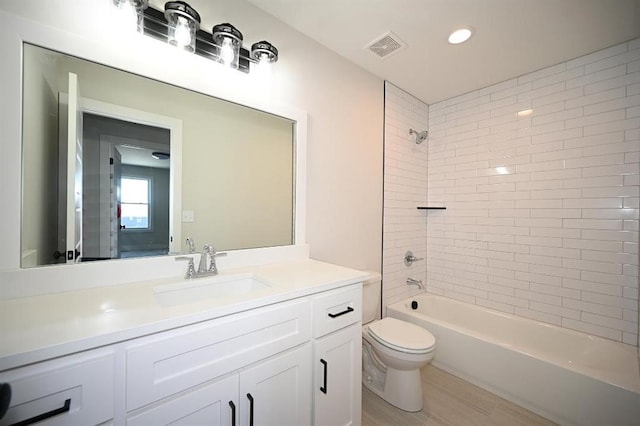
[209,246,227,257]
[206,246,227,273]
[175,256,196,279]
[404,250,424,266]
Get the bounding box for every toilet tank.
[362,272,382,324]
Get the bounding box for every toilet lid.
[368,317,436,354]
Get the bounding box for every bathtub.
[387,293,640,426]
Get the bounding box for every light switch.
[182,210,195,222]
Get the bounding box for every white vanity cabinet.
[0,349,115,426]
[0,280,364,426]
[125,298,312,425]
[312,285,362,426]
[127,343,312,426]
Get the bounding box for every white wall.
[382,82,430,309]
[426,40,639,345]
[0,0,383,283]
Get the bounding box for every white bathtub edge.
[388,296,640,426]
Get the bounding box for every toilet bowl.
[362,316,436,412]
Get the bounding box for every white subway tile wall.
[425,39,640,344]
[382,82,429,310]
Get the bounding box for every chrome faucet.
[407,278,424,289]
[176,239,227,279]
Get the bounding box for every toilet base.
[362,341,424,412]
[362,367,424,412]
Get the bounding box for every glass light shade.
[213,23,243,69]
[165,1,201,53]
[251,41,278,64]
[112,0,148,33]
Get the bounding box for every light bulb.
[220,38,235,65]
[173,16,192,47]
[258,52,270,66]
[114,0,138,33]
[252,52,272,79]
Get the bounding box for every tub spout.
[407,278,424,289]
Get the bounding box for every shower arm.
[409,128,428,144]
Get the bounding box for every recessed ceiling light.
[517,109,533,117]
[448,28,472,45]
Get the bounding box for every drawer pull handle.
[11,398,71,426]
[320,359,328,394]
[247,393,254,426]
[229,401,236,426]
[328,306,354,318]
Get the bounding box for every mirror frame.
[0,8,307,273]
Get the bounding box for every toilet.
[361,276,436,412]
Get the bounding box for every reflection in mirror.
[82,114,171,261]
[21,43,295,268]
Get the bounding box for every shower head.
[409,128,428,144]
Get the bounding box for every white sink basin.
[153,273,273,307]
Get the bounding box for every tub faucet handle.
[404,250,424,266]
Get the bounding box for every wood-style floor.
[362,365,557,426]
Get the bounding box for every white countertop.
[0,259,370,371]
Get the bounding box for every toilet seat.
[368,317,435,354]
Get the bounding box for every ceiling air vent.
[365,31,407,59]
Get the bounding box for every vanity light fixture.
[164,1,201,53]
[116,1,280,74]
[112,0,148,33]
[212,23,243,68]
[448,28,472,45]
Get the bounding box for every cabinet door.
[127,374,238,426]
[239,344,312,426]
[314,324,361,426]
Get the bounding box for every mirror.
[21,43,295,268]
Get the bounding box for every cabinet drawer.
[312,284,362,338]
[126,298,311,411]
[0,349,114,426]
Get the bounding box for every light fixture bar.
[141,6,272,73]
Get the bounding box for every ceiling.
[246,0,640,104]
